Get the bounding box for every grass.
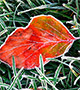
[0,0,80,90]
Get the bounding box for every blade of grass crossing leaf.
[12,56,22,89]
[39,54,44,74]
[7,67,24,90]
[35,67,58,90]
[0,77,5,90]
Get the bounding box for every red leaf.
[0,15,79,69]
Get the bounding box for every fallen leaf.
[0,15,79,69]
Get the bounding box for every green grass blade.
[0,67,6,74]
[0,18,6,29]
[32,80,37,90]
[7,67,23,90]
[0,12,13,17]
[39,54,44,74]
[63,3,76,12]
[54,64,63,78]
[0,82,18,90]
[0,29,8,36]
[0,77,5,90]
[17,4,59,15]
[13,2,22,27]
[27,0,36,7]
[76,0,79,18]
[22,75,40,82]
[47,58,69,67]
[63,3,80,17]
[74,75,80,85]
[12,56,22,89]
[7,68,12,83]
[40,0,46,4]
[12,56,16,76]
[2,0,12,12]
[35,67,58,90]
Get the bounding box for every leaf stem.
[75,37,80,40]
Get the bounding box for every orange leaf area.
[0,15,76,69]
